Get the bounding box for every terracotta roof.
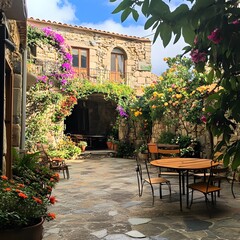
[28,18,151,42]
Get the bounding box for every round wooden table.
[151,158,219,211]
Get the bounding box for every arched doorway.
[64,93,117,149]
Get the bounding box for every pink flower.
[232,20,239,25]
[190,49,207,63]
[194,35,198,45]
[201,115,207,124]
[207,28,222,44]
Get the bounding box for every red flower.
[33,196,43,204]
[48,212,56,219]
[1,175,8,180]
[18,192,28,199]
[17,183,25,188]
[190,49,207,63]
[49,196,57,204]
[207,28,222,44]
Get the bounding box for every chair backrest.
[135,154,152,182]
[158,145,180,158]
[147,143,159,154]
[211,164,229,176]
[206,160,227,191]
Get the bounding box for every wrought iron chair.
[135,153,171,205]
[38,143,70,179]
[188,161,221,208]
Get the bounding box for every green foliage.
[47,136,81,159]
[112,0,240,169]
[157,131,176,144]
[0,150,59,229]
[115,140,135,158]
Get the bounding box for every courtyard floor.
[43,154,240,240]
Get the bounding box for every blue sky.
[26,0,187,75]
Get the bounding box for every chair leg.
[66,167,70,179]
[231,178,236,198]
[189,189,194,208]
[150,183,155,205]
[167,182,171,197]
[159,184,162,199]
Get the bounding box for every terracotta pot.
[106,141,113,150]
[0,218,44,240]
[81,145,86,152]
[113,143,118,151]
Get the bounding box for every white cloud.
[26,0,78,23]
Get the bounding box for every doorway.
[64,94,117,149]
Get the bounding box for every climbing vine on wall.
[26,25,134,150]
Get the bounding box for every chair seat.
[145,177,169,184]
[188,182,221,194]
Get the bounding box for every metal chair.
[38,143,70,179]
[188,161,221,208]
[135,154,171,205]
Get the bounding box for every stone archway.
[64,93,117,149]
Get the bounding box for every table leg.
[178,170,182,211]
[186,170,189,208]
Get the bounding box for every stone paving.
[43,155,240,240]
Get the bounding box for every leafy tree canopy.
[111,0,240,170]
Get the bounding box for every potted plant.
[0,175,57,240]
[137,143,148,160]
[78,141,88,152]
[0,151,59,240]
[106,136,114,150]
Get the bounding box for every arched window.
[110,48,126,82]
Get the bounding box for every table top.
[150,158,219,170]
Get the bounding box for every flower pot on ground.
[138,152,149,160]
[78,141,88,152]
[0,150,59,238]
[106,141,113,150]
[0,218,44,240]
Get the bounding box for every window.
[111,48,125,82]
[72,48,89,78]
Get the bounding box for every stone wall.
[27,18,158,94]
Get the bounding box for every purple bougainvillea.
[116,105,128,118]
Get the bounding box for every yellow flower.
[176,94,182,99]
[163,57,168,61]
[159,76,164,81]
[158,93,164,97]
[164,102,168,106]
[153,91,158,97]
[134,111,142,117]
[168,88,173,92]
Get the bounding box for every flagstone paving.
[43,155,240,240]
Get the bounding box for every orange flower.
[48,212,56,219]
[18,192,28,199]
[33,196,43,204]
[4,187,11,192]
[1,175,8,180]
[17,183,25,188]
[46,186,52,192]
[49,196,57,204]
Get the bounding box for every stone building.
[27,18,158,149]
[0,0,27,177]
[27,18,156,93]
